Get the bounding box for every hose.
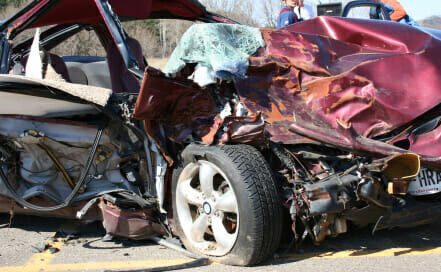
[0,127,104,212]
[37,143,76,189]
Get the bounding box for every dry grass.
[148,58,168,71]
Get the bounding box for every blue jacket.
[277,6,298,29]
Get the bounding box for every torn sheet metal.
[220,113,266,145]
[135,17,441,169]
[237,17,441,137]
[233,17,441,165]
[133,68,218,161]
[99,199,164,239]
[406,124,441,157]
[133,68,269,152]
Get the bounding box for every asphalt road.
[1,214,441,272]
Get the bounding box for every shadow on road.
[268,221,441,265]
[2,213,441,266]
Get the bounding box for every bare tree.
[200,0,260,26]
[200,0,281,27]
[2,0,282,61]
[260,0,282,27]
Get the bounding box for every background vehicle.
[311,0,397,22]
[0,0,441,267]
[304,0,385,17]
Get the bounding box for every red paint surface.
[15,0,206,29]
[235,17,441,167]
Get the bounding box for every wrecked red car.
[1,0,441,266]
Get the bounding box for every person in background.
[276,0,299,29]
[374,0,418,26]
[293,0,315,20]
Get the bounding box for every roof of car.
[13,0,208,29]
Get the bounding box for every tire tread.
[219,145,283,265]
[173,144,283,266]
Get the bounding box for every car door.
[342,0,391,21]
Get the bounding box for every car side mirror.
[342,1,391,21]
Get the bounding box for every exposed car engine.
[271,144,421,245]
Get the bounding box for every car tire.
[172,144,283,266]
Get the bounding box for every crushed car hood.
[135,17,441,167]
[235,17,441,147]
[237,16,441,139]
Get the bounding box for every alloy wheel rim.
[176,160,239,256]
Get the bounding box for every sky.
[396,0,441,20]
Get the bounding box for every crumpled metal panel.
[234,17,441,166]
[220,113,266,145]
[237,17,441,137]
[99,200,164,240]
[135,17,441,168]
[133,68,218,162]
[409,125,441,157]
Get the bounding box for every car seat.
[106,37,146,93]
[22,52,71,82]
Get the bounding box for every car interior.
[10,24,146,93]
